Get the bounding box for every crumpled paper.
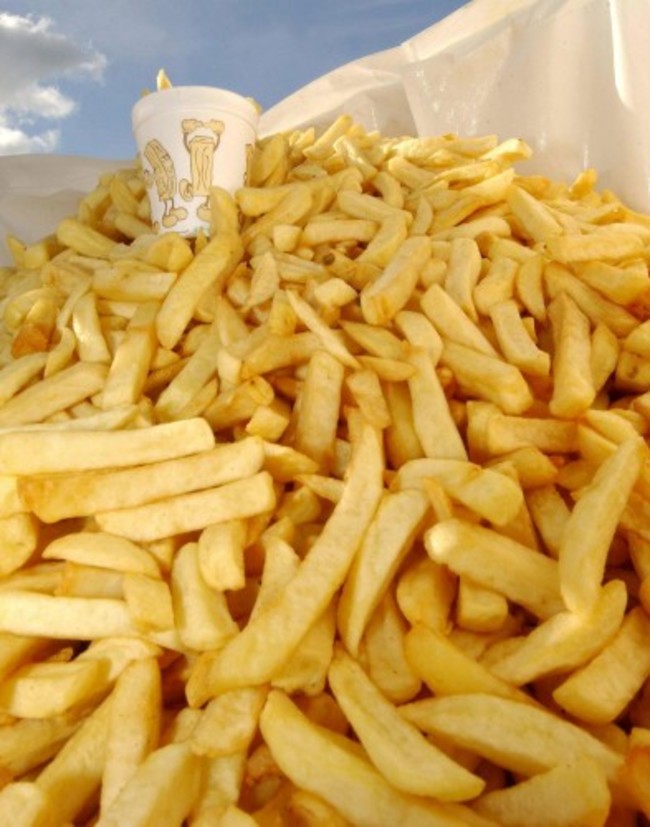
[2,0,649,263]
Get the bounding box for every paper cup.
[132,86,259,236]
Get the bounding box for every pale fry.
[259,689,485,827]
[558,436,645,614]
[327,647,485,801]
[0,416,214,475]
[19,437,264,522]
[400,693,623,781]
[338,488,429,655]
[96,741,202,826]
[100,657,162,812]
[0,360,108,427]
[96,472,276,543]
[426,518,564,619]
[186,424,384,703]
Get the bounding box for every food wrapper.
[1,0,649,263]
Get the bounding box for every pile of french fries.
[0,108,649,826]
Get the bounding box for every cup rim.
[132,85,259,126]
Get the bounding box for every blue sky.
[0,1,467,159]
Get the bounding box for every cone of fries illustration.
[132,85,259,236]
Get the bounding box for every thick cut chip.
[558,436,645,614]
[400,693,623,781]
[440,342,533,415]
[360,236,431,325]
[548,292,596,418]
[186,424,384,704]
[156,230,243,350]
[406,348,467,460]
[20,437,264,522]
[337,488,429,655]
[0,361,108,427]
[0,417,215,475]
[259,690,489,827]
[393,457,524,526]
[426,518,563,619]
[327,647,484,801]
[100,657,162,812]
[293,349,345,473]
[95,471,276,543]
[485,578,627,686]
[404,624,532,705]
[473,759,611,827]
[96,741,202,826]
[552,607,650,724]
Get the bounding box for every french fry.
[0,360,108,427]
[400,693,624,781]
[0,416,214,475]
[156,230,243,350]
[259,690,489,827]
[186,424,384,704]
[337,488,429,655]
[558,436,645,614]
[96,471,276,543]
[96,741,202,826]
[426,518,563,619]
[552,607,650,724]
[360,590,422,704]
[19,436,264,522]
[473,758,611,827]
[327,646,485,800]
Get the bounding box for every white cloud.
[0,12,106,155]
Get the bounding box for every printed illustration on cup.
[178,118,225,222]
[141,117,225,232]
[142,139,188,230]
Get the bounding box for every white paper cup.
[132,86,259,236]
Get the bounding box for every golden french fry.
[156,230,243,350]
[100,657,162,812]
[259,689,487,827]
[0,416,214,475]
[393,457,524,526]
[359,590,422,704]
[0,658,107,719]
[406,347,467,460]
[400,693,623,782]
[36,695,112,823]
[473,758,610,827]
[426,518,563,619]
[360,236,431,325]
[404,624,531,705]
[96,471,276,543]
[328,646,484,801]
[0,591,135,639]
[96,741,202,826]
[19,436,264,522]
[186,424,384,704]
[293,348,345,473]
[0,360,108,427]
[552,607,650,725]
[558,436,645,614]
[338,488,429,655]
[171,542,238,651]
[42,531,160,578]
[485,578,627,686]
